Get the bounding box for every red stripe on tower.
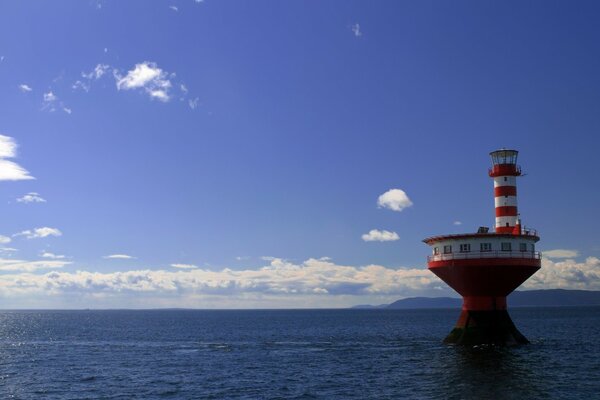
[494,186,517,197]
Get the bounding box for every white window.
[459,244,471,253]
[501,242,512,251]
[443,245,452,254]
[480,243,492,252]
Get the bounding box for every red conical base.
[428,258,540,345]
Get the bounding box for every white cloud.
[171,263,198,269]
[74,64,111,92]
[543,249,579,259]
[72,80,90,92]
[524,257,600,290]
[189,97,200,109]
[169,5,178,11]
[0,257,70,272]
[43,91,57,103]
[377,189,413,212]
[453,221,462,226]
[42,91,70,114]
[361,229,400,242]
[0,135,17,158]
[19,84,32,92]
[103,254,135,260]
[0,258,441,307]
[115,62,173,102]
[17,192,46,203]
[0,254,595,308]
[0,135,34,181]
[14,227,62,239]
[0,235,11,244]
[351,23,362,37]
[83,64,110,80]
[41,252,65,259]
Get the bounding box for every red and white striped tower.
[490,149,521,234]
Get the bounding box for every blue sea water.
[0,307,598,399]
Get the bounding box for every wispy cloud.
[453,221,462,226]
[42,91,71,114]
[0,258,70,272]
[115,62,173,102]
[351,23,362,37]
[84,64,110,80]
[171,263,198,269]
[188,97,200,109]
[103,254,135,260]
[14,227,62,239]
[0,235,11,244]
[41,252,66,259]
[19,84,32,92]
[72,62,195,108]
[0,135,34,181]
[43,91,57,104]
[16,192,46,204]
[169,5,178,11]
[543,249,579,259]
[377,189,413,212]
[73,64,111,92]
[361,229,399,242]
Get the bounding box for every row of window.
[433,242,534,255]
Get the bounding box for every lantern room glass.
[490,149,518,165]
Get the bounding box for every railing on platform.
[519,227,538,237]
[427,251,541,263]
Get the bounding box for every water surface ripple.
[0,308,597,399]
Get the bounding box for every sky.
[0,0,599,308]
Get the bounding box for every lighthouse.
[423,149,541,345]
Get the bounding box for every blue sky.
[0,1,599,308]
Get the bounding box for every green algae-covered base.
[444,310,529,345]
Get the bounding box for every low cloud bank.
[0,256,597,308]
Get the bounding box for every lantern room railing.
[427,251,541,263]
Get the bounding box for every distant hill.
[352,290,600,309]
[386,297,461,309]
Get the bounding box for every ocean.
[0,307,598,399]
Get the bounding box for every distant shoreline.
[353,289,600,309]
[0,289,599,311]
